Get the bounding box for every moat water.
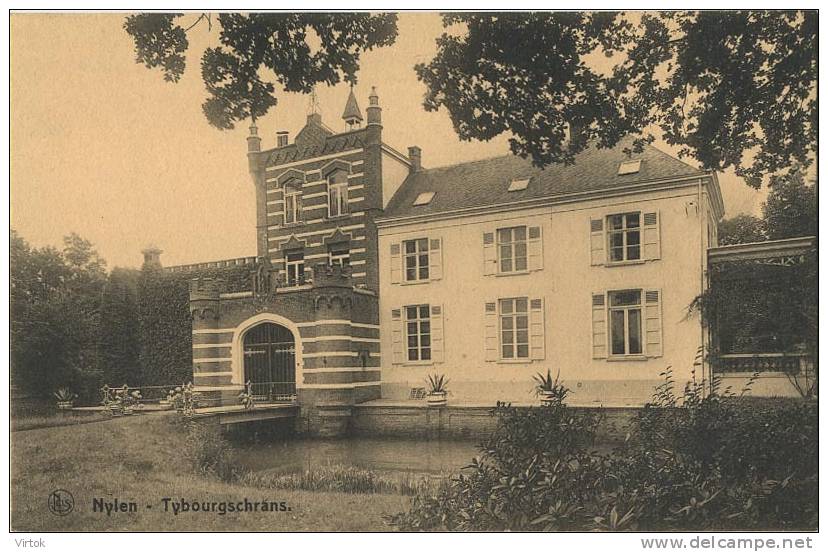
[236,436,481,476]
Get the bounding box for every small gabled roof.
[342,88,363,123]
[383,136,705,219]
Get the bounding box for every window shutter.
[390,243,401,284]
[528,226,543,271]
[529,297,545,360]
[431,304,444,363]
[590,217,605,266]
[429,238,443,280]
[483,232,496,275]
[391,308,403,364]
[591,292,607,359]
[643,211,661,260]
[484,301,498,361]
[644,289,663,358]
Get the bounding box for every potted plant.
[170,383,201,417]
[238,381,256,410]
[533,369,569,406]
[53,388,77,410]
[159,389,174,409]
[425,374,449,407]
[122,389,143,415]
[100,385,123,416]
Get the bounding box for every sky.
[10,12,766,270]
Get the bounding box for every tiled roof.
[267,124,365,167]
[383,136,705,219]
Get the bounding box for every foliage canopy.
[124,13,399,129]
[418,11,816,186]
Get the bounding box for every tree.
[10,231,107,401]
[124,13,398,129]
[718,214,766,245]
[418,11,816,187]
[762,170,817,240]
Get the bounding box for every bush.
[387,379,818,531]
[179,420,241,482]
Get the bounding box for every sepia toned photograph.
[8,8,819,539]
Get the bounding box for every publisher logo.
[48,489,74,516]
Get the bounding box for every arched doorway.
[243,323,297,402]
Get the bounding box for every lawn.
[10,414,410,531]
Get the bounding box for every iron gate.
[243,323,297,402]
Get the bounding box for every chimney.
[408,146,422,173]
[247,123,261,153]
[566,121,587,148]
[141,246,163,270]
[366,86,382,126]
[276,131,289,148]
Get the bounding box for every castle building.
[160,87,731,432]
[166,88,412,434]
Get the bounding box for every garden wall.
[350,403,639,444]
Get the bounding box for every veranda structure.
[705,236,817,397]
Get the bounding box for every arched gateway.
[242,323,297,402]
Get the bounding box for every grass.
[242,465,444,496]
[10,414,410,531]
[12,410,113,432]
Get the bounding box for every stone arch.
[230,313,304,386]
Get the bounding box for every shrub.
[388,378,818,531]
[179,420,240,482]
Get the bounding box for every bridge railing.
[247,381,297,403]
[100,384,176,406]
[714,352,811,374]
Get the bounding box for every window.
[413,191,435,206]
[607,213,641,262]
[327,171,349,218]
[497,226,528,273]
[285,251,305,286]
[508,178,531,192]
[499,297,529,359]
[284,183,302,224]
[608,290,643,356]
[618,160,642,175]
[403,238,429,281]
[328,244,349,267]
[405,305,431,361]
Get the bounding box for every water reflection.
[237,437,481,476]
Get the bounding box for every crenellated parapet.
[311,263,353,289]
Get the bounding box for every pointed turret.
[342,87,364,130]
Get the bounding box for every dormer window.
[508,178,530,192]
[284,182,303,224]
[618,160,642,175]
[328,170,349,218]
[413,191,435,206]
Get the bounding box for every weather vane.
[307,86,321,116]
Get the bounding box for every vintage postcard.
[7,8,819,544]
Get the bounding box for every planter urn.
[56,401,73,410]
[539,390,556,406]
[427,392,447,407]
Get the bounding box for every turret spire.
[342,86,363,130]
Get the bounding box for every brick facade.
[178,89,407,435]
